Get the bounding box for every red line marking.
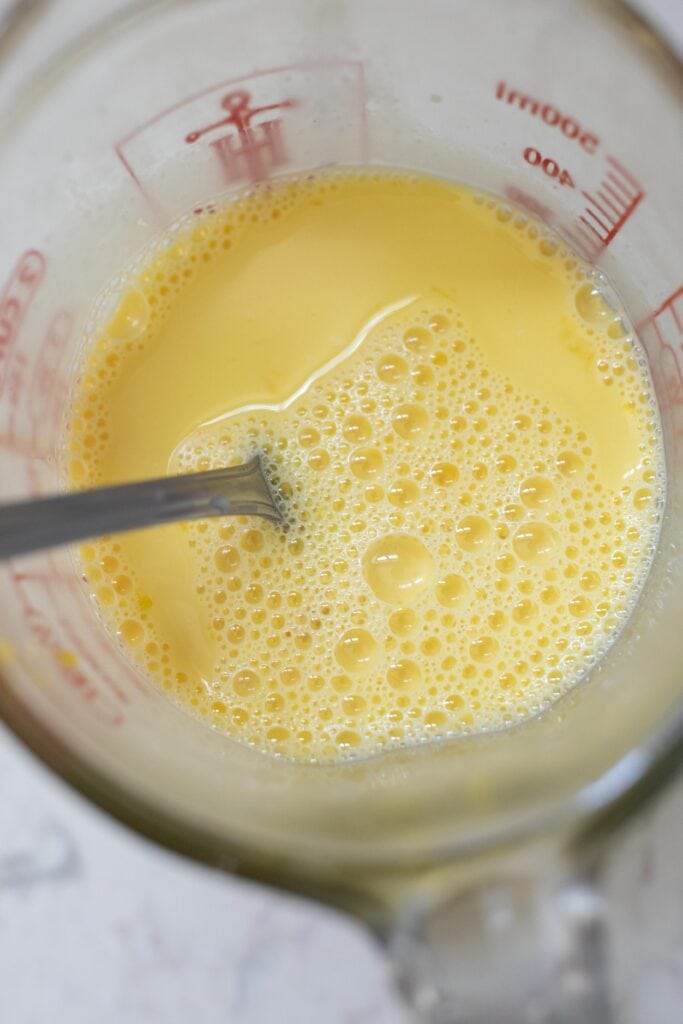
[576,220,597,238]
[5,350,29,447]
[116,60,361,147]
[0,435,41,460]
[672,304,683,333]
[575,157,643,254]
[565,231,599,261]
[572,226,596,249]
[19,459,147,698]
[11,568,70,586]
[606,171,633,201]
[0,251,46,393]
[601,192,643,246]
[596,188,621,217]
[505,185,553,224]
[603,181,627,209]
[1,637,124,727]
[45,549,146,699]
[0,250,44,313]
[660,343,683,398]
[637,285,683,337]
[652,285,683,321]
[113,148,167,225]
[579,216,605,241]
[27,310,73,448]
[6,566,125,722]
[585,207,611,235]
[8,553,143,704]
[581,191,614,226]
[115,60,367,212]
[571,223,591,241]
[45,579,131,705]
[607,154,641,192]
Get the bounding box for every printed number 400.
[523,147,575,187]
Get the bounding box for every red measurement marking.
[0,311,71,468]
[9,550,145,709]
[11,567,75,586]
[8,564,125,725]
[185,88,296,184]
[648,285,683,380]
[13,500,146,702]
[652,285,683,325]
[0,251,45,393]
[573,155,644,255]
[4,350,29,444]
[0,435,40,460]
[523,147,575,187]
[638,285,683,459]
[505,185,553,225]
[495,82,600,153]
[116,61,368,218]
[27,310,72,451]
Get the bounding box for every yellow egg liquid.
[66,170,664,762]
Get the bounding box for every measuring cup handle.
[387,865,612,1024]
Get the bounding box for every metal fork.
[0,455,281,560]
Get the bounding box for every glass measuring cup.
[0,0,682,1019]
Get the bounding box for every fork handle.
[0,456,279,560]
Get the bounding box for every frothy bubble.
[66,167,665,764]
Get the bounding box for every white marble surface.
[0,725,408,1024]
[2,719,683,1024]
[1,1,683,1022]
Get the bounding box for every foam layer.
[66,169,664,762]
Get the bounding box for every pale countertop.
[1,1,683,1022]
